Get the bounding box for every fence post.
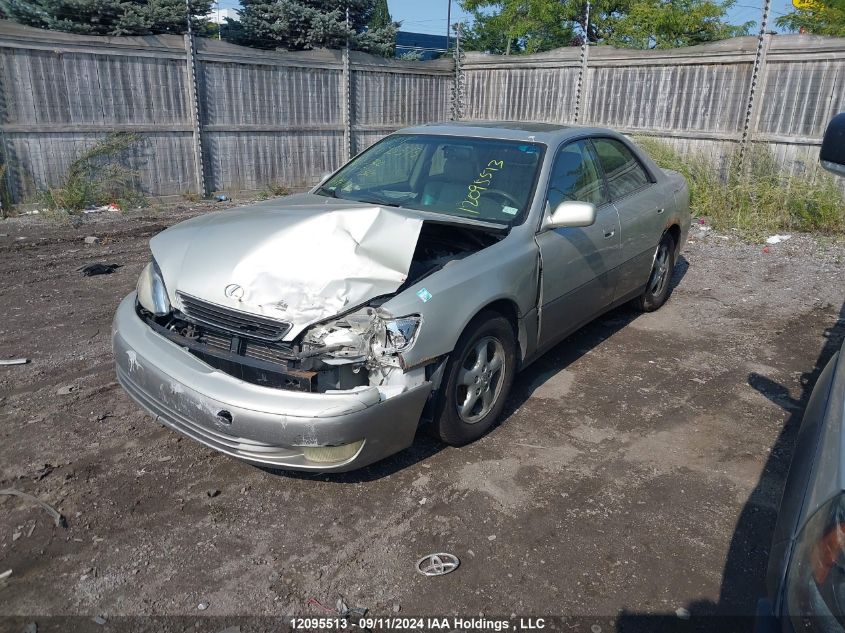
[341,6,353,162]
[739,0,772,160]
[573,0,591,124]
[451,24,464,121]
[183,28,206,196]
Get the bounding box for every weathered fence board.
[0,21,453,202]
[462,35,845,176]
[0,19,843,204]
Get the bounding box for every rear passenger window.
[591,138,651,199]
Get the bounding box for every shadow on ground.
[615,298,845,632]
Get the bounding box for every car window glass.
[591,138,650,199]
[428,146,446,176]
[347,138,425,189]
[547,140,607,209]
[317,134,545,225]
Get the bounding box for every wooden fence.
[0,21,453,202]
[0,20,844,204]
[461,35,845,176]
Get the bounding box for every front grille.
[243,340,294,364]
[201,330,231,352]
[178,292,291,342]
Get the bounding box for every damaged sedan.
[112,122,690,472]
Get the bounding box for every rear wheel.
[633,232,676,312]
[431,312,517,446]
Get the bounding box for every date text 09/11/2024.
[290,617,548,631]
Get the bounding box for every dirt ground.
[1,202,844,632]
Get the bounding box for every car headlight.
[302,312,420,363]
[136,260,171,316]
[786,491,845,631]
[383,316,421,353]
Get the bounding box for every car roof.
[398,120,616,143]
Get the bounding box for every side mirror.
[543,200,597,230]
[821,113,845,177]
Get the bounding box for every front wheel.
[431,312,517,446]
[633,232,676,312]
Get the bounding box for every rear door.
[536,139,621,349]
[591,137,665,300]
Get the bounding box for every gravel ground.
[0,204,844,632]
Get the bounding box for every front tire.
[633,232,676,312]
[431,311,517,446]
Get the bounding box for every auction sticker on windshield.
[458,160,505,215]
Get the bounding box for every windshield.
[315,134,545,225]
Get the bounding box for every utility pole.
[739,0,773,161]
[446,0,452,52]
[216,0,221,40]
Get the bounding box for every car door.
[535,139,622,350]
[591,137,665,300]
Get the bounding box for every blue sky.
[215,0,798,36]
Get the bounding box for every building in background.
[395,31,448,59]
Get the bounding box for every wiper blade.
[356,197,401,208]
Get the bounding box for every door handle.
[656,207,665,214]
[603,228,616,238]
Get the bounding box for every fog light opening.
[302,440,364,464]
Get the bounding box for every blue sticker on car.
[416,288,433,303]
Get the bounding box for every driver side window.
[547,140,607,210]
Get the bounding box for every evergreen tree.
[232,0,396,56]
[0,0,213,36]
[369,0,391,30]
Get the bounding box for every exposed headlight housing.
[136,260,171,316]
[786,491,845,631]
[382,317,421,353]
[301,311,421,367]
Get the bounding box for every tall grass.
[635,137,845,237]
[40,133,146,214]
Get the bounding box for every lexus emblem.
[416,553,460,577]
[224,284,244,300]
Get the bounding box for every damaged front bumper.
[112,293,432,471]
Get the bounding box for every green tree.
[609,0,751,48]
[0,0,213,35]
[459,0,750,52]
[461,0,576,54]
[231,0,396,56]
[369,0,391,30]
[776,0,845,36]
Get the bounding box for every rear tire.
[633,232,676,312]
[431,311,517,446]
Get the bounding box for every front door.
[536,139,621,350]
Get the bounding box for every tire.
[431,311,517,446]
[633,232,676,313]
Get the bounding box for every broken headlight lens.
[383,317,421,352]
[136,260,171,316]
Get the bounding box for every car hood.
[150,194,503,340]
